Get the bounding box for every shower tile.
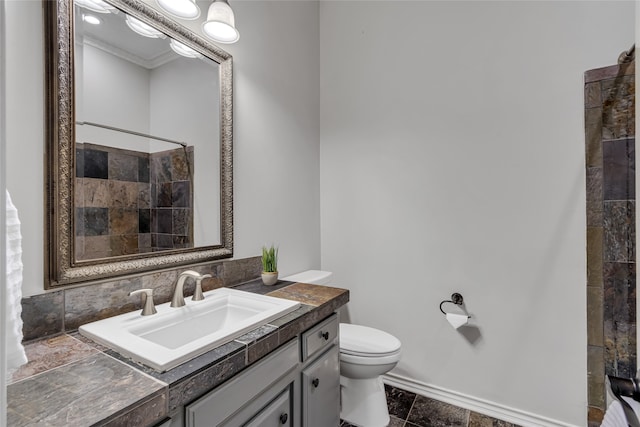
[139,209,151,234]
[385,384,416,420]
[171,150,190,181]
[109,180,138,208]
[156,233,174,249]
[602,78,635,140]
[109,208,138,235]
[468,411,521,427]
[603,262,636,324]
[138,233,151,249]
[587,286,604,347]
[172,181,190,208]
[77,178,110,208]
[78,207,109,236]
[152,155,172,183]
[157,182,172,208]
[156,209,173,234]
[587,345,605,408]
[604,319,637,378]
[21,291,64,341]
[585,119,603,167]
[407,395,468,427]
[588,406,604,426]
[75,147,84,177]
[110,235,139,256]
[173,208,190,236]
[585,106,603,128]
[138,157,150,183]
[150,183,157,207]
[586,227,603,286]
[79,235,111,260]
[138,182,151,208]
[603,138,635,200]
[173,235,188,248]
[586,167,603,227]
[603,201,635,262]
[585,63,634,83]
[109,152,138,182]
[585,82,602,109]
[82,148,108,179]
[602,75,635,101]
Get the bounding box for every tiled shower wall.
[75,143,193,259]
[585,61,635,425]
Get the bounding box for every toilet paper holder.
[439,293,470,317]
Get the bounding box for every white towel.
[602,397,640,427]
[6,190,27,370]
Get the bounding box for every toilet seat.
[340,323,401,357]
[340,350,401,366]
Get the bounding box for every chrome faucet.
[171,270,203,307]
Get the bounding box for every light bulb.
[125,15,166,39]
[202,0,239,44]
[156,0,200,20]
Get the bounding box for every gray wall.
[319,1,634,426]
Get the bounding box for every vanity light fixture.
[169,39,202,58]
[125,15,166,39]
[74,0,116,14]
[156,0,200,20]
[82,14,102,25]
[202,0,239,44]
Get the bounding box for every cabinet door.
[301,345,340,427]
[244,389,292,427]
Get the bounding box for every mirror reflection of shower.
[71,0,222,262]
[75,122,195,260]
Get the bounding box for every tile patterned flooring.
[341,384,521,427]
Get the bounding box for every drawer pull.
[321,331,329,340]
[312,378,320,388]
[280,413,288,424]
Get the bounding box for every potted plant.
[261,245,279,286]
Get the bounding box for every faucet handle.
[129,288,157,316]
[192,274,213,301]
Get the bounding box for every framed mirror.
[45,0,233,288]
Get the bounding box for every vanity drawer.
[302,313,338,362]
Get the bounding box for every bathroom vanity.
[7,280,348,427]
[184,314,339,427]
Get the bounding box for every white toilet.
[282,270,402,427]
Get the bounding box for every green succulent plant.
[261,245,278,273]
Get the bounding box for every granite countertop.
[7,280,349,427]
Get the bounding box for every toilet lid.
[340,323,401,357]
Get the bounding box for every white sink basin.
[79,287,300,372]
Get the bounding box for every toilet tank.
[282,270,333,285]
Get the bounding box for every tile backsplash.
[21,256,262,342]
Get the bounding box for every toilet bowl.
[282,270,402,427]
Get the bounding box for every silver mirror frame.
[44,0,233,288]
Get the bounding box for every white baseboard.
[383,373,581,427]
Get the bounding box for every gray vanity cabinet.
[301,345,340,427]
[183,314,340,427]
[244,389,292,427]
